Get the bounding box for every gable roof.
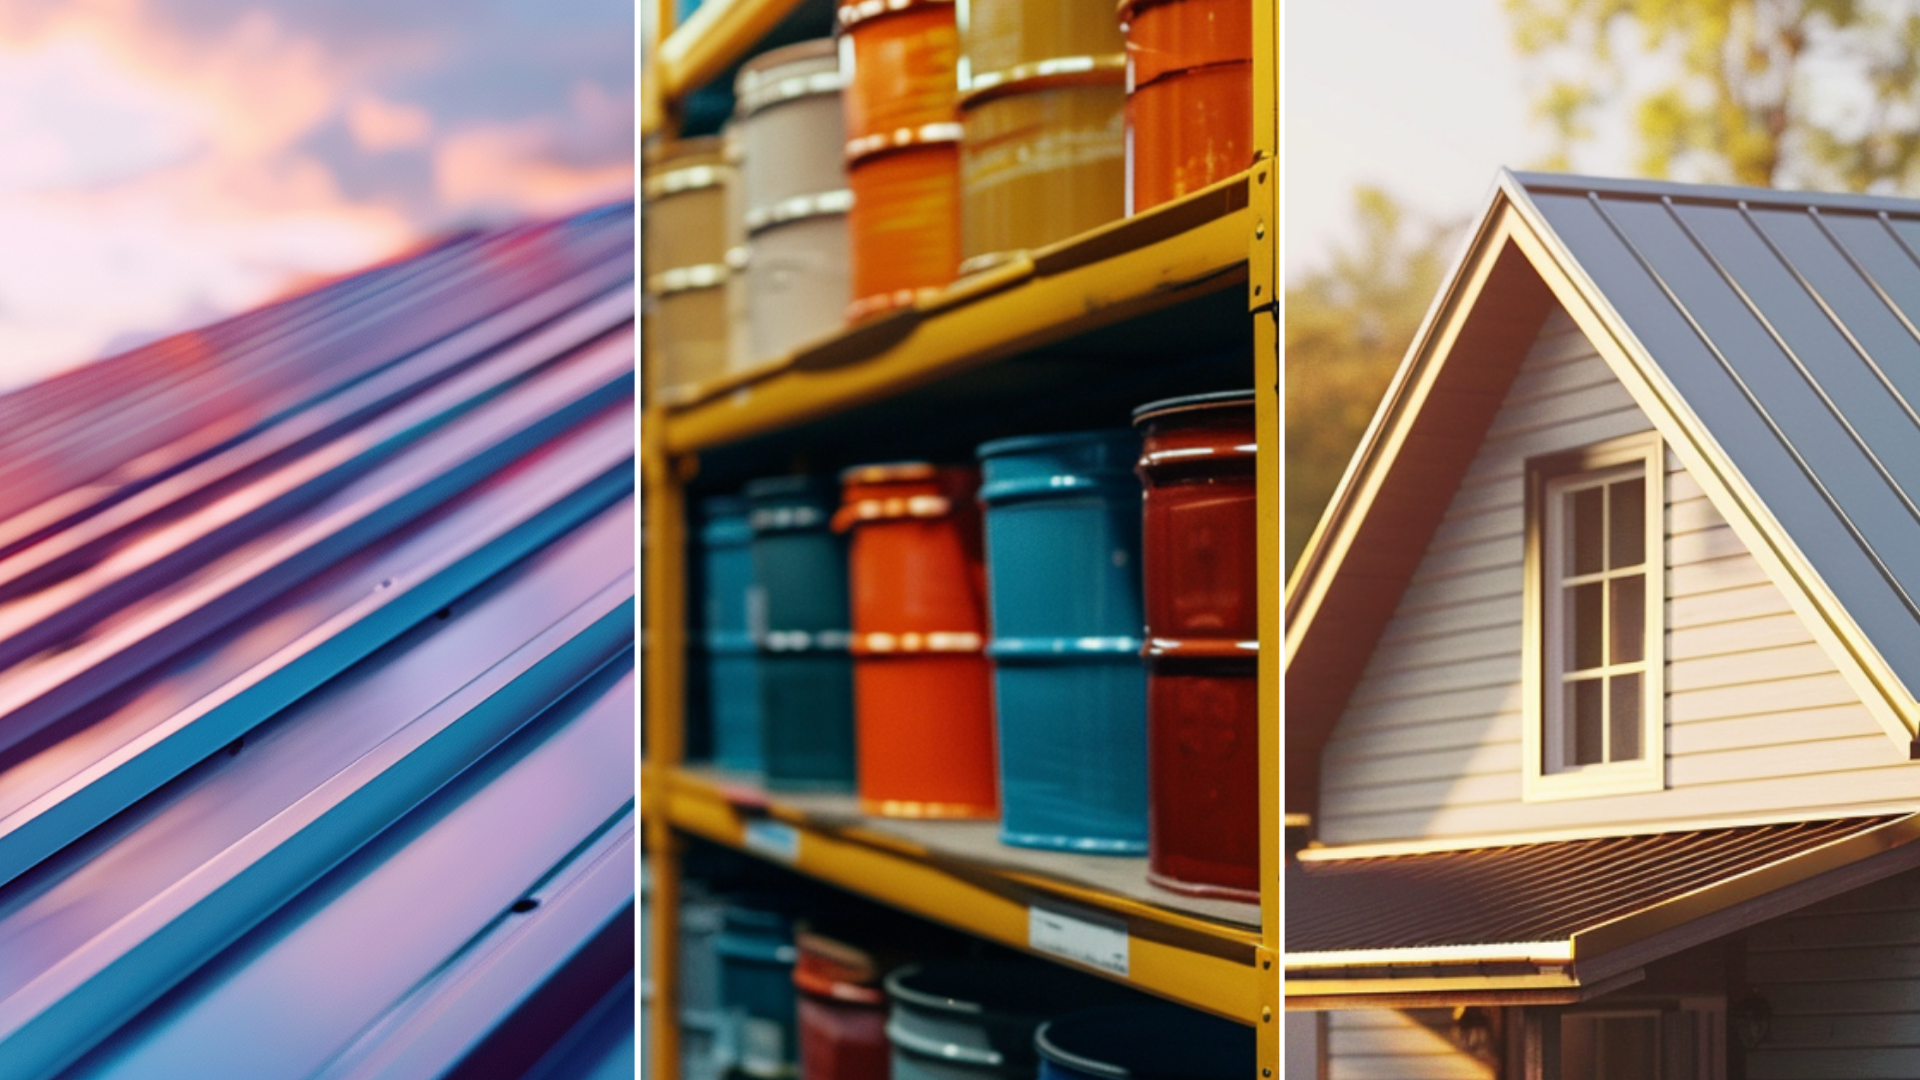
[1287,170,1920,817]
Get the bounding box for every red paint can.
[1119,0,1252,213]
[795,928,890,1080]
[833,463,998,818]
[1134,390,1258,902]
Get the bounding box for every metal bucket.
[719,903,803,1080]
[699,495,764,774]
[747,475,856,791]
[795,927,892,1080]
[680,891,732,1080]
[643,136,737,401]
[1134,390,1258,902]
[977,431,1147,853]
[736,40,851,363]
[956,0,1126,273]
[835,463,998,819]
[885,960,1132,1079]
[1118,0,1252,213]
[840,0,964,319]
[1035,1003,1254,1079]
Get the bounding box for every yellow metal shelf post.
[642,409,688,1080]
[1253,0,1281,1074]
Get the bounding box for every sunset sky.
[0,0,634,390]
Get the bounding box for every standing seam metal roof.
[1512,170,1920,704]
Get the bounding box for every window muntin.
[1523,432,1664,800]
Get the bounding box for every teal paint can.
[976,431,1148,853]
[698,495,763,774]
[746,475,856,791]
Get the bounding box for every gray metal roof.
[1510,170,1920,704]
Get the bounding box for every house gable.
[1318,306,1908,846]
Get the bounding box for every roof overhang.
[1286,813,1920,1009]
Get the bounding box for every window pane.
[1569,582,1604,670]
[1611,575,1645,664]
[1570,679,1604,765]
[1570,485,1604,575]
[1610,672,1642,760]
[1562,1014,1660,1080]
[1609,476,1646,568]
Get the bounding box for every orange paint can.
[834,463,998,819]
[839,0,964,320]
[1119,0,1252,213]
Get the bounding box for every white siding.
[1746,866,1920,1080]
[1325,1010,1492,1080]
[1320,306,1911,845]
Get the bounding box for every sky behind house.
[0,0,634,390]
[1285,0,1638,277]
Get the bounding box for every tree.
[1506,0,1920,192]
[1286,189,1463,572]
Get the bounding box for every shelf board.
[647,762,1266,1024]
[657,169,1252,456]
[657,0,810,102]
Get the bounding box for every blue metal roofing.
[0,204,635,1079]
[1509,171,1920,706]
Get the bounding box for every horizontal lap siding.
[1325,1010,1493,1080]
[1747,867,1920,1080]
[1320,307,1903,845]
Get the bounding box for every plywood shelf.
[645,762,1267,1024]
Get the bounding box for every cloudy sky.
[0,0,633,390]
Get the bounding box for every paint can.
[956,0,1126,273]
[834,463,997,819]
[643,136,736,401]
[718,902,803,1080]
[838,0,965,319]
[795,927,892,1080]
[699,495,764,774]
[1118,0,1252,213]
[679,891,733,1080]
[1035,1003,1254,1079]
[976,431,1147,853]
[736,40,852,363]
[1133,390,1258,902]
[885,960,1130,1080]
[747,475,856,791]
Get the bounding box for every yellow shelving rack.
[641,0,1279,1074]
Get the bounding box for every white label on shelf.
[743,820,800,864]
[1029,901,1130,977]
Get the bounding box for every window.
[1524,433,1664,800]
[1560,1001,1725,1080]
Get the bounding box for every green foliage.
[1506,0,1920,191]
[1286,189,1463,573]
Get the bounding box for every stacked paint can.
[836,464,998,819]
[698,495,763,774]
[678,889,730,1080]
[956,0,1127,273]
[643,136,736,402]
[1118,0,1253,212]
[747,476,856,791]
[718,901,803,1079]
[794,926,894,1080]
[1135,390,1258,901]
[884,959,1137,1078]
[736,40,853,364]
[837,0,965,320]
[1035,1002,1253,1078]
[977,432,1148,854]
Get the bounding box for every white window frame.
[1523,432,1665,801]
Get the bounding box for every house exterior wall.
[1318,305,1912,846]
[1324,1009,1491,1080]
[1746,864,1920,1077]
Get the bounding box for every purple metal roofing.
[1512,171,1920,706]
[1288,816,1902,963]
[0,203,635,1079]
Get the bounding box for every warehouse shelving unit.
[641,0,1279,1073]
